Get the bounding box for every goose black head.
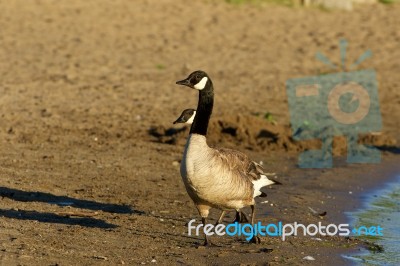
[173,109,196,124]
[176,70,210,91]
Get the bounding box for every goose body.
[182,134,250,210]
[181,134,275,210]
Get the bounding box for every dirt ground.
[0,0,399,265]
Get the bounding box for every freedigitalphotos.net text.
[187,220,383,241]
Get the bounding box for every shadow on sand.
[0,208,117,228]
[376,145,400,155]
[0,186,144,214]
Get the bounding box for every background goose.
[176,71,280,245]
[173,109,196,125]
[173,108,281,225]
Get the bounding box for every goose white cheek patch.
[186,111,196,124]
[194,77,208,90]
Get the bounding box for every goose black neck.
[190,83,214,136]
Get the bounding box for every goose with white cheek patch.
[176,71,280,245]
[173,109,196,125]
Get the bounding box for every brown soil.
[0,0,399,265]
[152,113,396,155]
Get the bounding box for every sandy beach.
[0,0,399,265]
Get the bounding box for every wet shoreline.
[256,152,400,265]
[343,164,400,265]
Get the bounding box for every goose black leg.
[233,210,249,223]
[202,217,212,246]
[215,211,226,225]
[240,211,250,223]
[217,210,248,225]
[249,205,261,244]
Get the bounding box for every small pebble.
[93,255,108,260]
[303,256,315,261]
[151,259,156,263]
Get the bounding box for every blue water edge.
[344,174,400,266]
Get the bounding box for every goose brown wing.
[213,148,281,184]
[213,148,265,182]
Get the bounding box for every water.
[344,175,400,266]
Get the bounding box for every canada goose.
[176,71,280,245]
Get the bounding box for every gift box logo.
[286,39,382,168]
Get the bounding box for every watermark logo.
[187,220,383,241]
[286,39,382,168]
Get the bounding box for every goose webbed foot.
[202,239,220,247]
[203,238,212,246]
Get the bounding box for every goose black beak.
[173,116,184,124]
[176,79,192,87]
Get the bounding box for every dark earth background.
[0,0,399,265]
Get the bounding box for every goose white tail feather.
[252,174,276,198]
